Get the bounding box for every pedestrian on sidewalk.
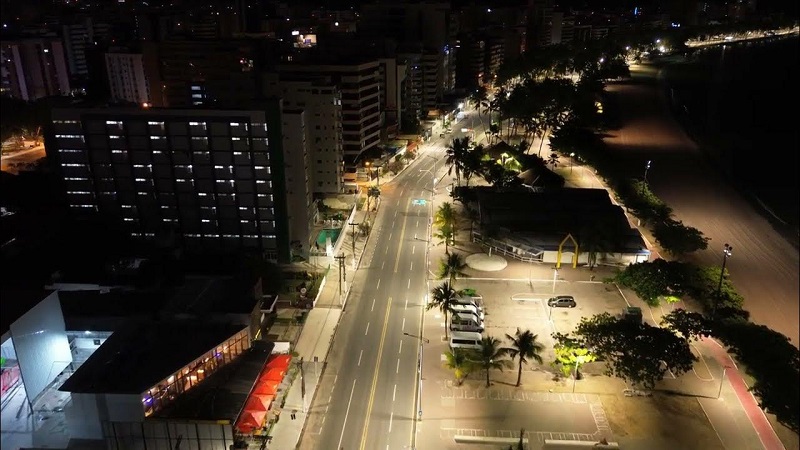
[290,410,297,420]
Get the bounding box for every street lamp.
[642,160,652,194]
[714,243,733,317]
[348,222,360,269]
[569,152,575,174]
[403,332,428,423]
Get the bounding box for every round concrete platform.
[465,253,508,271]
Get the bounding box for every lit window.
[231,137,241,141]
[150,136,165,140]
[230,122,240,126]
[106,121,123,125]
[189,121,206,126]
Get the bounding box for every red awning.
[235,410,266,433]
[251,394,274,410]
[259,368,285,382]
[245,396,267,412]
[253,379,279,395]
[266,354,291,370]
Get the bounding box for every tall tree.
[445,137,471,185]
[438,252,469,286]
[473,336,512,387]
[504,328,545,387]
[428,282,458,339]
[444,348,472,385]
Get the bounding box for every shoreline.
[643,57,800,251]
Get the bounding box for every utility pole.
[349,221,360,268]
[334,253,346,305]
[299,357,306,412]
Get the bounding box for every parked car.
[547,295,576,308]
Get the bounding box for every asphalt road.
[311,112,479,450]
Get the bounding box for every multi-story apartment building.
[62,17,111,79]
[275,59,381,164]
[398,52,424,121]
[0,38,71,100]
[377,58,407,137]
[46,104,296,262]
[105,52,151,105]
[280,109,315,258]
[360,1,457,116]
[142,39,260,108]
[263,74,344,193]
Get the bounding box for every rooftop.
[1,289,55,338]
[59,319,247,395]
[152,340,275,421]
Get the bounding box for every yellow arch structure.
[556,233,579,269]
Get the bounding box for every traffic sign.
[412,199,427,206]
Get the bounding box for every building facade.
[0,38,71,100]
[105,52,151,105]
[47,104,293,262]
[263,74,344,194]
[276,60,381,164]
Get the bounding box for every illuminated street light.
[641,160,651,194]
[713,244,733,318]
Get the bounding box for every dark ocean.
[663,35,800,233]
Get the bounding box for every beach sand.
[601,63,799,346]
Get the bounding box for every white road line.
[389,412,394,432]
[358,350,363,366]
[381,261,385,269]
[393,384,397,401]
[402,317,406,331]
[337,380,358,450]
[365,323,370,336]
[377,279,381,289]
[407,279,411,289]
[410,262,413,271]
[405,298,408,309]
[416,219,419,227]
[371,298,376,311]
[396,359,400,373]
[412,245,415,254]
[399,340,403,354]
[389,232,393,241]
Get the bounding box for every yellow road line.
[359,297,393,450]
[393,200,411,273]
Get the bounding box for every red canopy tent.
[245,396,268,412]
[253,379,279,395]
[250,394,275,410]
[259,367,285,382]
[235,410,266,433]
[266,354,291,370]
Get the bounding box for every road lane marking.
[338,379,358,450]
[402,317,405,330]
[358,350,363,366]
[393,384,397,401]
[381,261,385,269]
[388,232,393,241]
[359,298,393,450]
[412,245,415,255]
[377,279,381,289]
[405,298,408,309]
[393,200,411,273]
[410,262,413,271]
[396,359,400,373]
[371,298,376,311]
[408,279,411,289]
[416,219,419,227]
[399,340,403,354]
[389,412,394,432]
[365,322,370,336]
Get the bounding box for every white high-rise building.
[264,74,344,193]
[105,52,151,105]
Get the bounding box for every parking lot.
[418,276,727,450]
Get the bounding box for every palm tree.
[473,336,511,387]
[444,348,472,385]
[445,137,471,185]
[547,152,560,168]
[433,222,455,254]
[434,202,457,244]
[438,252,469,286]
[504,328,545,387]
[427,282,458,338]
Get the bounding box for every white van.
[450,312,484,332]
[449,331,483,350]
[450,303,484,322]
[453,295,484,313]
